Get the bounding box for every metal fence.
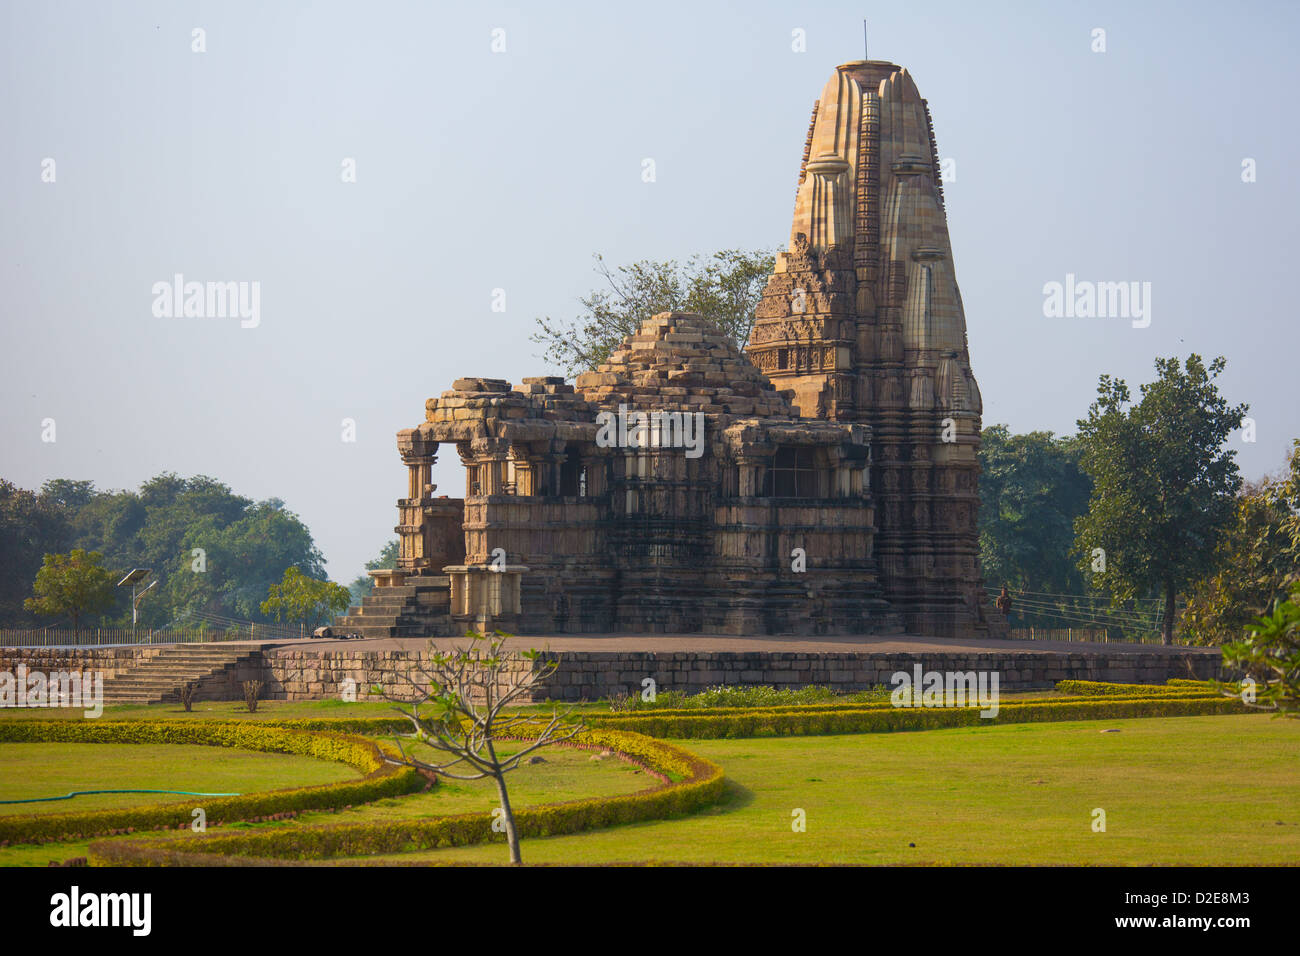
[0,625,303,647]
[1007,626,1163,644]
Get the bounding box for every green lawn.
[4,713,1295,866]
[366,714,1300,865]
[0,741,652,865]
[233,742,654,827]
[0,742,360,816]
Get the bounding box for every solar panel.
[117,568,152,587]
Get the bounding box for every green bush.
[0,720,424,847]
[615,684,890,711]
[589,689,1209,724]
[1055,680,1218,697]
[585,694,1248,739]
[89,728,724,866]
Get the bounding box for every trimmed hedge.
[89,727,725,866]
[0,720,424,847]
[245,691,1232,742]
[1054,680,1218,697]
[258,717,411,736]
[579,694,1248,739]
[590,690,1216,724]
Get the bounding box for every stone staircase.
[333,577,453,639]
[100,644,269,704]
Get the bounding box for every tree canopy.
[348,539,399,604]
[1181,441,1300,644]
[0,473,329,629]
[1073,355,1248,643]
[0,479,67,623]
[260,566,352,632]
[531,249,775,375]
[978,425,1091,597]
[23,549,116,634]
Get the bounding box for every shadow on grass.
[698,779,754,815]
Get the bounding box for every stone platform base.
[2,635,1222,704]
[258,634,1220,702]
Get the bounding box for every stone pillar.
[823,447,843,498]
[396,431,439,575]
[541,452,565,497]
[581,453,605,496]
[444,564,529,635]
[737,455,765,497]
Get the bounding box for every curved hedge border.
[0,720,424,847]
[88,727,724,866]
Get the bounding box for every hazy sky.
[3,0,1297,581]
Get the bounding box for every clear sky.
[2,0,1297,581]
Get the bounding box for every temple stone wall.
[0,647,1223,705]
[251,649,1220,701]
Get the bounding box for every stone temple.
[340,60,1003,641]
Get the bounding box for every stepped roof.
[574,312,796,418]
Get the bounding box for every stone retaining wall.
[0,647,154,680]
[1,646,1223,704]
[254,648,1221,702]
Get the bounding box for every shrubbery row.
[0,720,424,846]
[88,728,724,866]
[247,687,1224,740]
[581,694,1246,739]
[587,689,1217,723]
[1054,679,1218,696]
[614,684,891,712]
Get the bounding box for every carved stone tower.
[747,60,999,638]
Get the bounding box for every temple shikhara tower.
[341,60,1001,641]
[746,60,992,637]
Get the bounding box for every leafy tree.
[1,473,330,629]
[378,631,580,864]
[0,480,69,623]
[1180,443,1300,644]
[976,426,1155,634]
[979,425,1091,595]
[348,539,400,604]
[1073,355,1248,644]
[1221,581,1300,716]
[532,248,775,375]
[39,479,97,512]
[23,549,117,635]
[260,566,351,633]
[170,500,327,625]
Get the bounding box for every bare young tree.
[378,631,581,864]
